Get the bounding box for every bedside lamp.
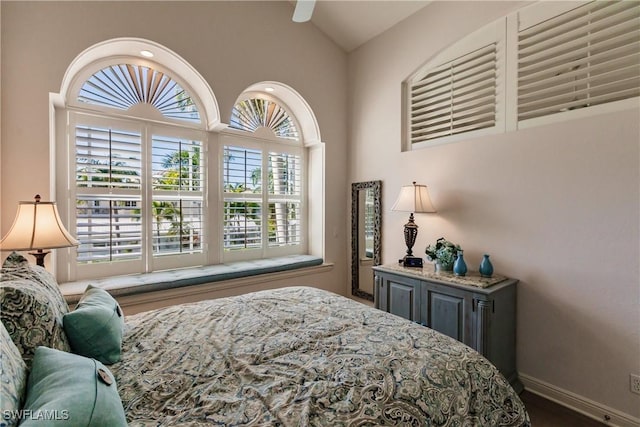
[0,195,79,267]
[392,182,436,267]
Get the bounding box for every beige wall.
[347,1,640,420]
[0,1,348,293]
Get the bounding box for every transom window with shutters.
[403,0,639,149]
[517,1,640,125]
[403,19,506,150]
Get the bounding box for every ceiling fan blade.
[293,0,316,23]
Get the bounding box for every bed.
[1,254,530,426]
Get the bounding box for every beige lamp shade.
[1,196,79,251]
[391,182,436,213]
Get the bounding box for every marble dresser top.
[374,263,508,289]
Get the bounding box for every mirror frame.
[351,180,382,301]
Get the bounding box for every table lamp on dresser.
[392,182,436,267]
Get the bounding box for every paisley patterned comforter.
[113,286,530,426]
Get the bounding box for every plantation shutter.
[75,126,142,189]
[230,98,299,141]
[151,135,204,256]
[404,19,504,149]
[409,44,498,143]
[78,64,201,123]
[222,145,263,251]
[518,1,640,121]
[74,124,143,262]
[268,151,302,247]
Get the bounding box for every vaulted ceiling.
[293,0,431,52]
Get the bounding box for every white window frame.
[65,111,208,281]
[219,130,307,263]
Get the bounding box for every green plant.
[425,237,462,270]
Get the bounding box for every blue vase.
[479,254,494,278]
[453,251,467,276]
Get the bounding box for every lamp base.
[28,250,50,267]
[399,255,423,268]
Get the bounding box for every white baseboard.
[520,373,640,427]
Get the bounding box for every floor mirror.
[351,180,381,301]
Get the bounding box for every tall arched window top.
[57,37,220,130]
[78,64,201,123]
[235,82,322,145]
[230,98,299,141]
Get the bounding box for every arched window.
[230,98,299,140]
[53,39,323,282]
[78,64,201,123]
[65,62,208,279]
[221,97,304,261]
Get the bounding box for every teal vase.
[453,251,467,276]
[479,254,494,278]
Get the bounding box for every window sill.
[60,254,325,304]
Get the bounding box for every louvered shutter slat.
[78,64,201,124]
[76,197,142,262]
[223,146,263,251]
[75,125,142,190]
[268,151,302,247]
[412,116,454,134]
[411,84,452,107]
[520,63,640,104]
[519,29,640,77]
[151,135,204,256]
[412,87,454,113]
[519,49,640,94]
[76,138,142,262]
[519,2,638,57]
[520,85,640,119]
[411,74,451,98]
[518,1,640,121]
[409,42,498,144]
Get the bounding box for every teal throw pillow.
[63,285,124,364]
[20,346,127,426]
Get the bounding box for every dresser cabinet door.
[375,272,421,323]
[422,284,473,347]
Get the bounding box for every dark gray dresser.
[373,264,522,393]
